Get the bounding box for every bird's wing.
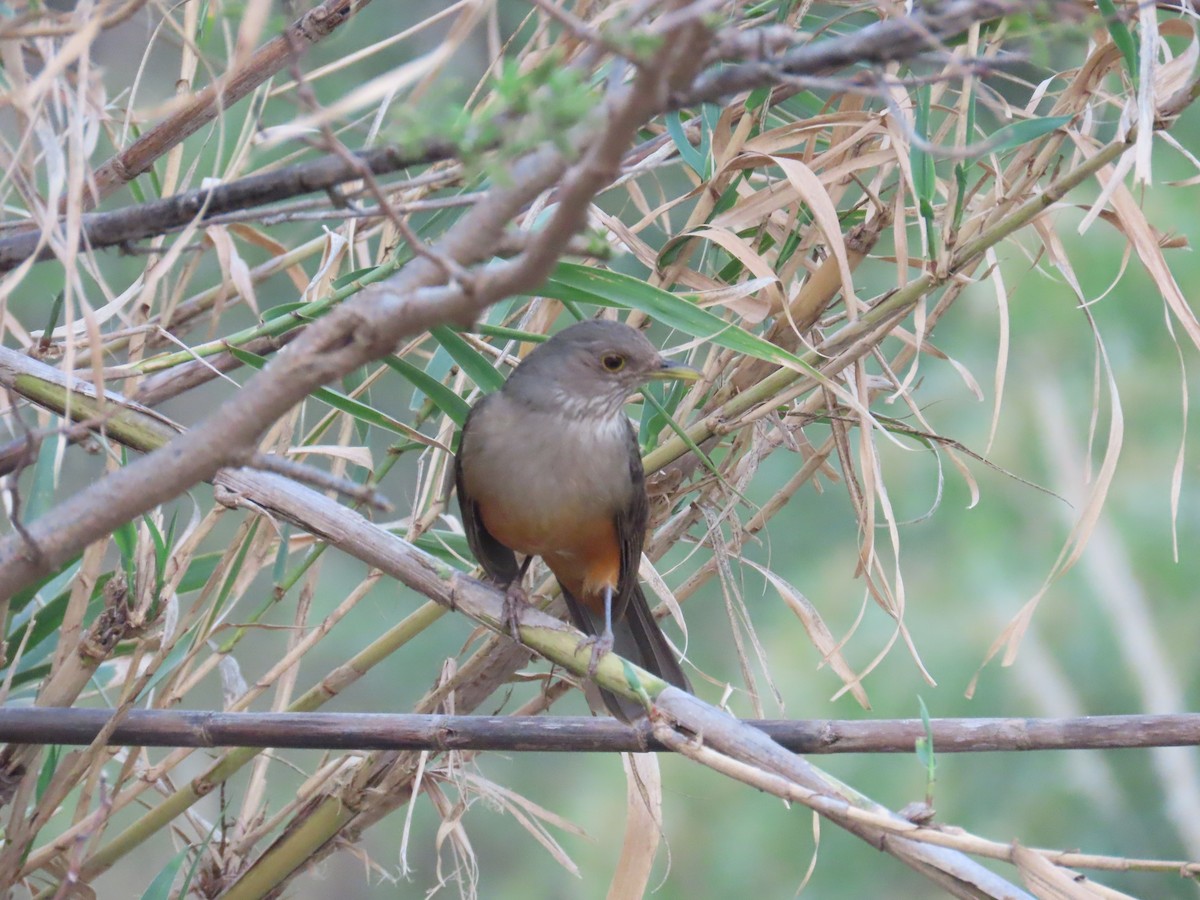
[611,417,649,623]
[455,395,521,585]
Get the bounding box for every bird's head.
[503,319,700,419]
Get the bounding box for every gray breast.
[461,392,636,527]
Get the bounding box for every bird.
[454,319,696,721]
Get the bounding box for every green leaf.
[35,745,61,805]
[912,86,937,255]
[8,574,111,672]
[540,263,816,374]
[475,323,548,345]
[952,82,977,231]
[744,86,772,113]
[176,819,220,897]
[227,347,432,443]
[9,557,81,618]
[178,553,222,595]
[666,112,704,176]
[412,529,472,565]
[1096,0,1138,83]
[140,842,190,900]
[113,519,136,582]
[262,301,315,322]
[40,291,64,345]
[142,633,197,695]
[384,355,471,426]
[915,696,937,786]
[431,325,505,392]
[983,115,1073,156]
[331,266,384,291]
[641,388,717,478]
[27,436,59,521]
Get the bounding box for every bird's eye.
[601,353,626,372]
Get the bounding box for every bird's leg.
[501,556,534,640]
[584,585,616,678]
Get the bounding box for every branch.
[681,0,1023,104]
[0,142,459,272]
[0,19,687,595]
[0,336,1025,898]
[0,708,1197,754]
[0,0,1028,273]
[80,0,372,209]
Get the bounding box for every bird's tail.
[560,583,691,723]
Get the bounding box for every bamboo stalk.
[1,708,1198,754]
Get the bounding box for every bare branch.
[683,0,1026,105]
[0,143,461,273]
[0,708,1197,755]
[81,0,373,209]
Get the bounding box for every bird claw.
[502,582,528,640]
[579,630,614,678]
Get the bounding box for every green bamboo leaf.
[113,519,136,582]
[12,574,111,667]
[912,87,935,204]
[331,266,385,290]
[431,325,505,392]
[35,744,61,805]
[916,695,937,805]
[177,820,220,897]
[27,435,58,521]
[984,115,1073,156]
[1096,0,1138,83]
[412,529,472,565]
[140,628,200,696]
[261,301,314,322]
[227,347,435,444]
[952,81,977,231]
[384,355,471,426]
[7,663,50,694]
[40,291,64,346]
[912,85,937,254]
[641,388,719,479]
[9,557,81,618]
[475,323,548,345]
[141,843,190,900]
[178,553,222,595]
[666,111,704,176]
[540,263,815,374]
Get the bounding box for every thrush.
[455,319,696,720]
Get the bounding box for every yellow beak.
[647,359,702,382]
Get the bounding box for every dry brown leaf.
[206,224,260,317]
[228,223,312,292]
[743,558,870,708]
[607,753,663,900]
[286,443,375,471]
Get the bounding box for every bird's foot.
[578,630,614,679]
[501,582,529,640]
